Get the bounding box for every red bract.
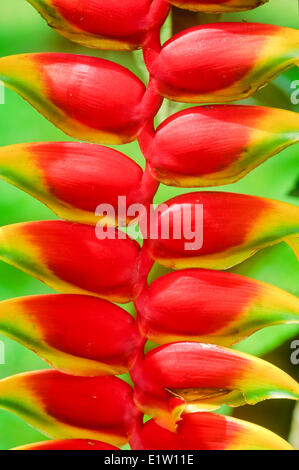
[139,105,299,187]
[0,220,153,302]
[0,294,144,376]
[28,1,269,53]
[144,22,299,103]
[2,1,298,453]
[14,439,120,450]
[0,142,158,225]
[135,269,299,346]
[131,342,299,431]
[143,192,299,270]
[0,370,141,446]
[130,412,293,450]
[27,0,170,49]
[0,53,162,144]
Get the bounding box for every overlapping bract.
[0,220,153,302]
[2,22,299,147]
[130,412,293,450]
[26,0,170,50]
[144,22,299,103]
[0,53,162,144]
[143,192,299,270]
[26,1,269,53]
[131,412,293,450]
[135,269,299,346]
[0,294,144,376]
[0,370,141,446]
[0,142,158,225]
[0,1,298,452]
[131,342,299,431]
[139,105,299,187]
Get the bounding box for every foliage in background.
[0,0,298,449]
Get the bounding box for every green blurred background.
[0,0,298,450]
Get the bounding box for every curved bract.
[0,220,153,303]
[0,142,159,225]
[169,1,268,13]
[0,370,141,446]
[139,105,299,187]
[0,53,162,144]
[131,342,299,431]
[144,22,299,103]
[13,439,120,450]
[0,294,144,376]
[143,192,299,270]
[27,0,169,50]
[135,269,299,346]
[130,412,293,450]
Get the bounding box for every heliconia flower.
[139,105,299,187]
[0,294,144,376]
[13,439,120,451]
[168,0,268,13]
[27,0,170,50]
[0,220,153,303]
[0,53,162,144]
[133,414,294,452]
[135,269,299,346]
[131,342,299,431]
[142,192,299,270]
[130,412,293,450]
[143,22,299,103]
[0,370,141,446]
[0,142,159,226]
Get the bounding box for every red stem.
[140,161,159,201]
[143,28,162,74]
[138,119,155,160]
